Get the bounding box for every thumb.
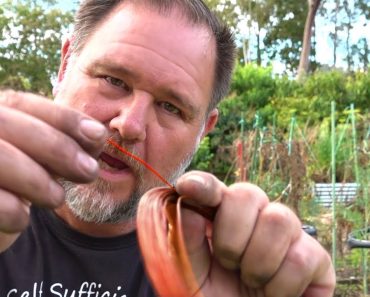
[175,171,227,293]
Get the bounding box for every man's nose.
[109,92,152,143]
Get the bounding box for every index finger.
[0,90,107,157]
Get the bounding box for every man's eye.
[159,102,181,116]
[104,76,130,91]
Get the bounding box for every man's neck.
[54,203,137,237]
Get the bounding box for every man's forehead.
[109,1,215,43]
[95,3,215,82]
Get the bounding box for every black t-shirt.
[0,207,156,297]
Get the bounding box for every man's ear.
[201,108,219,139]
[53,37,73,96]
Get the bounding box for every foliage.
[309,121,354,182]
[217,64,369,130]
[191,64,369,186]
[0,0,73,95]
[301,70,349,111]
[231,63,276,109]
[203,0,240,29]
[272,69,369,127]
[188,137,214,171]
[222,63,276,125]
[346,70,370,109]
[263,0,309,73]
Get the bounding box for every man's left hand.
[175,171,335,297]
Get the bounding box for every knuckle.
[229,182,269,205]
[241,266,272,288]
[0,133,62,207]
[48,132,80,164]
[7,209,30,233]
[26,172,51,199]
[26,173,63,207]
[260,203,292,229]
[214,243,241,269]
[286,243,310,269]
[0,90,23,109]
[0,139,23,170]
[47,134,96,182]
[53,104,81,131]
[0,106,8,126]
[47,181,65,207]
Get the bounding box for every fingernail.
[49,181,65,206]
[80,119,106,141]
[185,174,205,186]
[77,152,99,176]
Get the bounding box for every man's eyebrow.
[91,60,201,118]
[91,60,140,80]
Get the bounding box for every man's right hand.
[0,90,107,252]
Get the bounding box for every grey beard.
[59,176,144,224]
[58,149,195,224]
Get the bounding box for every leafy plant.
[0,0,73,95]
[188,137,214,171]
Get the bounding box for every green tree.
[205,0,316,73]
[0,0,73,95]
[263,0,309,73]
[204,0,240,29]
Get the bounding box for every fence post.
[288,116,296,156]
[331,101,337,270]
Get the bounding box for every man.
[0,0,335,296]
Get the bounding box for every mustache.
[103,135,175,189]
[102,134,143,173]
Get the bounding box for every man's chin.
[58,178,140,224]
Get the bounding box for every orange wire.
[106,138,175,190]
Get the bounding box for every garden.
[189,64,370,296]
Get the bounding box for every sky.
[315,1,369,70]
[55,0,78,10]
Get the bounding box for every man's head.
[71,0,236,111]
[54,0,236,225]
